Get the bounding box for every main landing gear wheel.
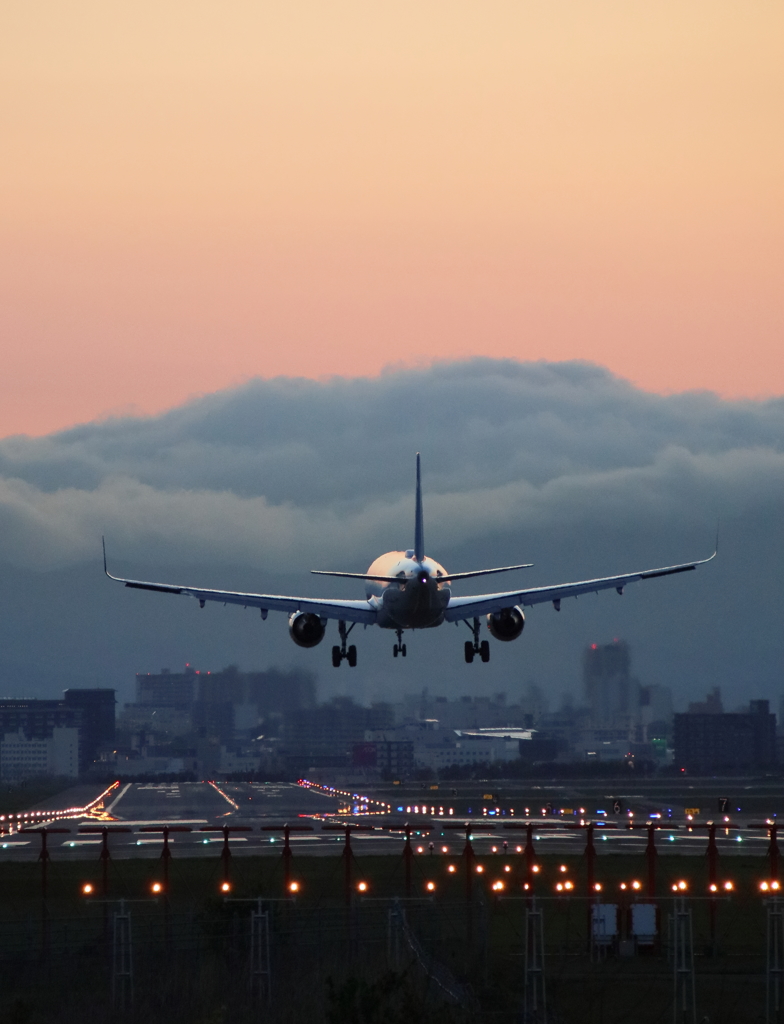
[463,617,489,664]
[332,620,358,667]
[393,631,407,658]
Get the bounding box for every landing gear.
[463,618,490,664]
[332,620,357,667]
[393,630,407,658]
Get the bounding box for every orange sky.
[1,1,782,437]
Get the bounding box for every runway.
[0,780,776,864]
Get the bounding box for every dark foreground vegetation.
[0,850,778,1023]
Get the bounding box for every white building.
[0,727,79,781]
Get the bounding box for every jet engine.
[486,606,525,642]
[288,611,327,648]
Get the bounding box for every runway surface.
[0,780,776,863]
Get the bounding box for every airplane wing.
[443,550,716,622]
[103,546,376,625]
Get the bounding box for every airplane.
[104,454,715,668]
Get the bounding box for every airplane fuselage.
[364,550,451,629]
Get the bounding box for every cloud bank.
[0,359,781,706]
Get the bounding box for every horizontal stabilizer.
[310,563,533,584]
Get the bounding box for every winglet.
[414,453,424,563]
[102,536,108,576]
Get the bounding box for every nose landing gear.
[463,618,490,664]
[332,620,357,667]
[393,629,407,658]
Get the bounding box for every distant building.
[0,690,114,775]
[0,727,79,781]
[583,640,639,739]
[283,698,394,770]
[687,687,723,714]
[63,689,116,771]
[674,700,777,773]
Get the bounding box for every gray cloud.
[0,359,781,707]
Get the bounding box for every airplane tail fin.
[414,453,424,563]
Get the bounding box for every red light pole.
[21,826,70,958]
[260,823,314,892]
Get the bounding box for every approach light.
[760,882,770,892]
[631,881,642,891]
[81,883,94,896]
[559,865,567,873]
[151,882,163,894]
[491,846,498,854]
[447,864,457,874]
[289,881,300,893]
[678,881,688,891]
[620,883,627,891]
[357,881,368,893]
[516,845,522,853]
[503,864,511,873]
[709,883,718,893]
[556,883,563,892]
[593,883,602,892]
[491,881,504,892]
[417,846,424,854]
[425,881,436,892]
[532,865,541,874]
[724,881,734,891]
[773,881,781,892]
[564,881,574,891]
[220,881,231,893]
[441,846,448,853]
[475,865,484,874]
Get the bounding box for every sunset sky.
[2,1,782,438]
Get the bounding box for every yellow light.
[523,882,530,891]
[416,846,424,854]
[357,881,368,892]
[447,864,456,874]
[516,845,522,853]
[491,846,498,854]
[773,881,781,892]
[594,883,602,892]
[426,881,436,892]
[532,865,541,874]
[620,883,627,891]
[564,881,574,891]
[151,882,163,894]
[559,864,567,873]
[678,881,687,891]
[709,883,718,893]
[81,883,94,896]
[724,881,734,891]
[441,846,448,853]
[289,881,300,893]
[503,864,511,873]
[760,882,770,892]
[671,884,679,892]
[475,865,484,874]
[632,881,641,891]
[556,882,563,892]
[220,881,231,893]
[493,881,505,891]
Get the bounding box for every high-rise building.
[582,640,638,738]
[674,699,777,773]
[63,689,116,771]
